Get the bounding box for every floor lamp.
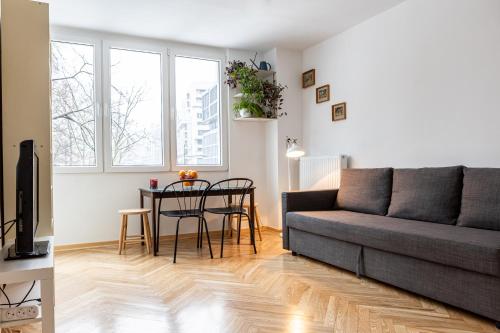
[286,137,305,191]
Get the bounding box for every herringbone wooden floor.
[11,230,498,333]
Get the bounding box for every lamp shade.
[286,142,305,158]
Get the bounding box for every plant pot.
[239,109,252,118]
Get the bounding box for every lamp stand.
[288,157,292,191]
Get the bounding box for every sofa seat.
[286,210,500,277]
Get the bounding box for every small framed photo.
[302,69,315,88]
[316,84,330,103]
[332,102,347,121]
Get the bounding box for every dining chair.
[157,179,213,263]
[204,178,256,258]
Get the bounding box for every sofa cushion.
[387,166,463,224]
[286,210,500,277]
[334,168,393,216]
[458,168,500,231]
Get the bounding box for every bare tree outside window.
[110,48,163,166]
[51,42,163,168]
[51,41,96,166]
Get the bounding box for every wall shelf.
[256,70,275,79]
[233,117,277,122]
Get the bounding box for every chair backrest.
[204,178,253,211]
[158,179,211,216]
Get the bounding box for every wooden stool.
[118,208,152,255]
[230,203,263,241]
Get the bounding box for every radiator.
[299,155,348,190]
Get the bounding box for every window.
[51,32,227,173]
[51,41,98,168]
[174,56,222,167]
[108,48,163,167]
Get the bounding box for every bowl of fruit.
[178,169,198,186]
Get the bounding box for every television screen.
[15,139,38,254]
[5,139,47,260]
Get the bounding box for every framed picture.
[316,84,330,103]
[332,102,346,121]
[302,69,315,88]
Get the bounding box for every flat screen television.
[5,139,48,260]
[16,139,39,253]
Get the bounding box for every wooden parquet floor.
[12,230,498,333]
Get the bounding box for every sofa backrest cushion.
[457,167,500,231]
[387,166,463,224]
[335,168,393,216]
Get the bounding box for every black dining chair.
[203,178,256,258]
[157,179,213,263]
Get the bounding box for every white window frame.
[51,35,104,174]
[169,49,228,172]
[51,28,228,174]
[102,40,170,173]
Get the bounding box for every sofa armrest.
[281,189,338,249]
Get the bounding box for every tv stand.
[0,236,54,333]
[5,240,49,260]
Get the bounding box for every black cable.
[0,220,38,309]
[0,281,37,308]
[0,298,41,306]
[1,284,12,308]
[0,219,16,241]
[16,281,36,307]
[4,222,15,235]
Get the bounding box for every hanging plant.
[225,61,287,118]
[262,81,287,118]
[224,60,246,89]
[236,66,264,103]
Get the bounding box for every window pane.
[110,48,163,166]
[51,41,96,167]
[175,56,221,166]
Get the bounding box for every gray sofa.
[282,166,500,326]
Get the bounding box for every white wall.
[302,0,500,168]
[54,0,500,244]
[51,30,282,245]
[263,48,303,229]
[225,49,277,229]
[2,0,52,237]
[54,172,236,244]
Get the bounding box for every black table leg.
[152,197,158,256]
[140,193,145,246]
[249,189,257,253]
[227,195,232,237]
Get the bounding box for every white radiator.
[299,155,348,190]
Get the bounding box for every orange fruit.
[189,170,198,179]
[178,170,186,179]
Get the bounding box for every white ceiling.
[45,0,404,50]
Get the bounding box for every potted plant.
[225,60,246,89]
[262,81,286,118]
[233,98,264,118]
[225,61,286,119]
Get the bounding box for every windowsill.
[53,167,229,175]
[171,165,228,172]
[53,166,102,174]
